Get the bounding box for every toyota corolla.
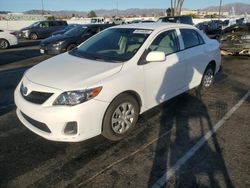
[14,23,221,142]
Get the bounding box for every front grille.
[20,86,53,104]
[21,112,51,133]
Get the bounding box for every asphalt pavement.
[0,41,249,188]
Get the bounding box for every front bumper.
[14,80,109,142]
[40,44,66,55]
[19,31,30,39]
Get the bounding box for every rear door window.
[180,29,204,49]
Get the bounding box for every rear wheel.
[29,33,38,40]
[0,39,9,49]
[102,94,139,141]
[200,65,215,88]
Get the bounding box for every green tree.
[87,11,97,18]
[47,16,55,21]
[166,8,174,16]
[186,13,199,19]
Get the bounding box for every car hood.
[41,35,72,44]
[25,53,123,91]
[20,27,29,31]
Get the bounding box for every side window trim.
[180,28,205,51]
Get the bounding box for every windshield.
[69,28,152,62]
[64,26,87,36]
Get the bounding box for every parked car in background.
[196,20,222,39]
[40,24,114,55]
[0,29,18,49]
[158,16,194,25]
[128,20,155,24]
[19,20,68,40]
[110,17,125,24]
[91,17,106,24]
[15,23,221,142]
[51,24,79,37]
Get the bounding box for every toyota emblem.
[21,84,28,96]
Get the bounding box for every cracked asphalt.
[0,40,249,188]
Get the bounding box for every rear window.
[180,29,204,49]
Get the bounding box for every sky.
[0,0,249,12]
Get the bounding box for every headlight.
[22,30,29,33]
[52,41,64,47]
[53,87,102,106]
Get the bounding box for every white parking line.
[151,90,250,188]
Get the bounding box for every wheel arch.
[101,90,142,131]
[207,60,216,74]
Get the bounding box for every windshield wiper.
[69,50,122,63]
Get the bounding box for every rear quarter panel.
[205,38,221,73]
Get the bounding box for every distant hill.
[24,8,167,17]
[20,2,250,17]
[202,3,250,14]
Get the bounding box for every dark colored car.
[40,24,114,55]
[157,16,194,25]
[128,20,155,24]
[51,24,79,37]
[196,20,222,39]
[19,20,68,40]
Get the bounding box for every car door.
[37,21,50,38]
[179,29,207,89]
[143,29,186,108]
[48,21,58,35]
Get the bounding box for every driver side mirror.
[146,51,166,62]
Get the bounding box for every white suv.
[14,23,221,142]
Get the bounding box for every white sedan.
[14,23,221,142]
[0,29,18,49]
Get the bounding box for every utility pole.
[41,0,44,15]
[219,0,222,19]
[171,0,173,16]
[116,0,118,17]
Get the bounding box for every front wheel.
[102,94,139,141]
[29,33,38,40]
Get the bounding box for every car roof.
[112,22,196,31]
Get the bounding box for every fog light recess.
[64,122,77,135]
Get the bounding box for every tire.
[200,64,215,89]
[29,33,38,40]
[66,44,77,51]
[102,93,139,141]
[0,39,10,49]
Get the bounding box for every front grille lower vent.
[21,112,51,133]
